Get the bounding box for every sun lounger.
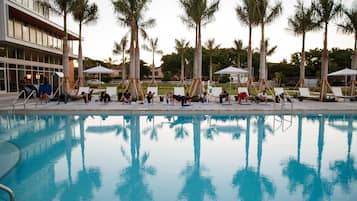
[274,87,293,103]
[147,86,158,103]
[208,87,222,102]
[298,88,319,101]
[174,87,185,96]
[331,87,357,101]
[106,87,118,101]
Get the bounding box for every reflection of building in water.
[1,115,80,201]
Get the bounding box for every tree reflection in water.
[178,115,216,201]
[232,115,276,201]
[329,115,357,193]
[116,115,156,201]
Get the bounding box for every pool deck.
[1,94,357,115]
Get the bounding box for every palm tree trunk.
[189,23,203,96]
[151,50,155,84]
[351,33,357,96]
[78,22,84,87]
[135,29,140,80]
[247,24,253,88]
[63,13,70,94]
[122,50,126,84]
[320,23,329,101]
[180,53,185,85]
[129,25,135,80]
[299,32,306,87]
[259,21,266,90]
[209,55,213,82]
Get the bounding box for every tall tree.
[313,0,342,100]
[205,39,220,82]
[233,39,243,68]
[179,0,220,96]
[112,0,155,100]
[288,0,318,87]
[264,39,277,79]
[42,0,75,93]
[256,0,282,90]
[71,0,98,87]
[142,37,163,84]
[113,36,129,84]
[236,0,258,87]
[175,39,190,85]
[337,2,357,95]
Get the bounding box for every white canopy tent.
[328,68,357,87]
[214,66,248,75]
[84,65,114,83]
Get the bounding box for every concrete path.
[0,94,356,114]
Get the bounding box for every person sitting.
[182,92,192,106]
[81,91,90,103]
[237,91,249,104]
[100,91,111,103]
[255,89,268,103]
[166,92,173,104]
[219,89,230,104]
[147,91,154,104]
[40,91,49,103]
[123,90,132,104]
[200,91,208,103]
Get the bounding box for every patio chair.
[237,87,253,104]
[274,87,293,103]
[106,86,118,101]
[174,87,185,96]
[331,87,357,101]
[298,88,319,101]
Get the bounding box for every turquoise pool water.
[0,114,356,201]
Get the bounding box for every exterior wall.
[0,0,6,40]
[69,59,74,88]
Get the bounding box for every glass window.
[14,21,22,40]
[28,0,34,10]
[17,48,24,59]
[30,27,36,43]
[7,19,14,37]
[43,32,48,47]
[58,39,62,50]
[31,52,38,61]
[36,30,42,45]
[22,24,29,41]
[0,46,6,57]
[8,47,16,58]
[25,50,31,61]
[48,35,53,48]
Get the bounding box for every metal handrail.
[23,90,37,108]
[12,90,26,110]
[12,90,37,110]
[0,184,15,201]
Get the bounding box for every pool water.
[0,114,356,201]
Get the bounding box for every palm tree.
[265,39,277,79]
[337,3,357,95]
[205,39,220,82]
[288,0,318,87]
[255,0,282,90]
[233,39,243,68]
[142,37,163,84]
[113,36,129,84]
[179,0,220,96]
[71,0,98,87]
[175,39,190,86]
[41,0,74,93]
[236,0,259,87]
[313,0,342,100]
[112,0,156,100]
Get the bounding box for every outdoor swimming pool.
[0,113,356,201]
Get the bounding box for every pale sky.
[52,0,354,66]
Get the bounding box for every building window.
[14,21,22,40]
[30,27,36,43]
[28,0,34,10]
[31,52,38,61]
[48,35,53,48]
[8,47,16,58]
[36,30,42,45]
[0,46,6,57]
[22,24,30,41]
[43,32,48,47]
[17,48,24,60]
[7,19,14,37]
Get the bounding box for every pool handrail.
[0,184,15,201]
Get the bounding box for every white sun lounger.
[208,87,222,102]
[298,88,319,101]
[147,86,158,102]
[331,87,357,101]
[174,87,185,96]
[106,87,117,101]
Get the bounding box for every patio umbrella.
[328,68,357,87]
[84,65,113,83]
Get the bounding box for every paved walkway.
[0,94,356,114]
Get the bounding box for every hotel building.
[0,0,78,93]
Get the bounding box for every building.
[0,0,78,93]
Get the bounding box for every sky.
[52,0,355,67]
